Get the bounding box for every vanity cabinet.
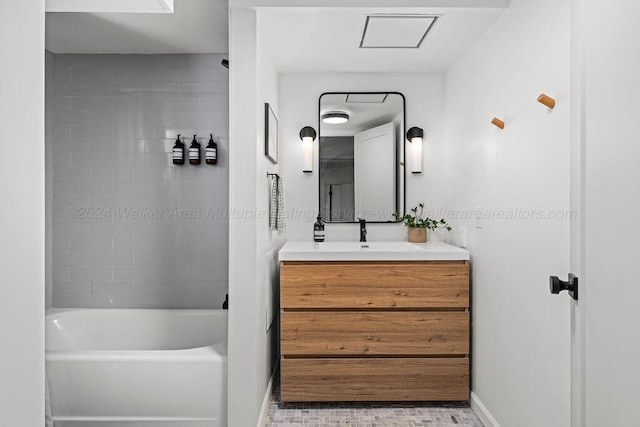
[279,260,470,402]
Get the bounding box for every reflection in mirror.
[319,92,405,223]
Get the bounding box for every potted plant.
[392,203,451,243]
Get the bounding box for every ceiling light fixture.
[321,112,350,124]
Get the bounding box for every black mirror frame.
[317,91,406,224]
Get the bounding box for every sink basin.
[279,240,469,261]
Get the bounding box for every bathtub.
[46,309,227,427]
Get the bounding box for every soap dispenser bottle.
[189,135,201,165]
[172,134,185,165]
[314,214,325,242]
[205,134,218,165]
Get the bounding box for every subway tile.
[92,280,134,295]
[53,96,71,111]
[69,96,91,111]
[56,110,92,125]
[90,96,115,110]
[92,223,134,239]
[55,54,91,68]
[70,238,113,252]
[53,153,71,168]
[177,82,217,94]
[66,294,117,308]
[52,266,72,281]
[49,53,228,308]
[91,139,127,153]
[92,252,134,266]
[71,266,113,281]
[113,124,157,140]
[132,82,177,93]
[180,55,223,68]
[53,181,70,196]
[217,82,229,94]
[53,139,92,153]
[198,94,228,110]
[151,67,198,82]
[113,266,157,281]
[53,195,93,210]
[52,238,71,252]
[134,166,175,181]
[70,96,114,111]
[51,294,71,308]
[53,80,91,96]
[52,209,70,224]
[112,96,132,111]
[53,251,92,267]
[70,181,113,197]
[92,167,134,182]
[70,124,113,140]
[71,152,115,168]
[134,280,178,294]
[92,196,131,210]
[53,280,92,295]
[52,223,92,239]
[91,110,128,127]
[53,67,71,84]
[134,251,177,267]
[168,96,200,112]
[112,238,134,252]
[196,68,227,83]
[53,167,92,182]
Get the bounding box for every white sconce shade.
[300,126,317,173]
[407,127,424,174]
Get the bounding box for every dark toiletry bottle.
[314,214,325,242]
[189,135,201,165]
[172,134,185,165]
[205,134,218,165]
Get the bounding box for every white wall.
[278,73,447,241]
[582,0,640,424]
[46,50,55,310]
[443,0,571,425]
[228,8,284,426]
[0,0,46,425]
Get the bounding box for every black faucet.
[358,218,367,242]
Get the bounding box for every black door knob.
[549,274,578,300]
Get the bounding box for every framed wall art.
[265,103,278,164]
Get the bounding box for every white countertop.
[279,240,469,262]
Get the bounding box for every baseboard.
[257,368,276,427]
[470,392,500,427]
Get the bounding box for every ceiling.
[260,7,506,72]
[45,1,507,72]
[45,0,228,54]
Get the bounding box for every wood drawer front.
[281,262,469,309]
[280,357,469,402]
[281,311,469,356]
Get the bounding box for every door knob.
[549,274,578,300]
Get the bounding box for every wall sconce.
[406,127,424,174]
[300,126,316,173]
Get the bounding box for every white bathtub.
[46,309,227,427]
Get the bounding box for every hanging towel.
[269,175,286,235]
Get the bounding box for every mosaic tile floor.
[265,378,484,427]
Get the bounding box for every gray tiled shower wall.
[45,53,229,308]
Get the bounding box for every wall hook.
[537,93,556,109]
[491,117,505,129]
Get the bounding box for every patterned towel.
[269,175,286,235]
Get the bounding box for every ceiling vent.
[359,14,440,49]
